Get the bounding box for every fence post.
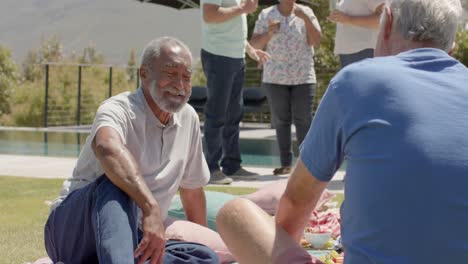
[108,66,113,98]
[44,64,49,127]
[77,65,82,126]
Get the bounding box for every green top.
[200,0,247,58]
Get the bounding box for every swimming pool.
[0,130,293,167]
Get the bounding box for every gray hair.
[387,0,463,51]
[140,36,192,70]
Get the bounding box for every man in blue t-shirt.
[215,0,468,263]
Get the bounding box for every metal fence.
[41,63,338,127]
[43,63,140,127]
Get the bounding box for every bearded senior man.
[216,0,468,263]
[44,37,219,264]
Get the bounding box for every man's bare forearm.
[346,13,381,29]
[275,158,327,242]
[180,187,208,226]
[93,128,161,217]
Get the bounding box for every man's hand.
[327,10,350,24]
[293,4,309,21]
[239,0,258,14]
[135,210,166,264]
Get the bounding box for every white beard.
[149,80,191,113]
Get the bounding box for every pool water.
[0,130,295,167]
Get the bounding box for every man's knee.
[216,198,254,231]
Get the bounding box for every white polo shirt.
[52,88,210,221]
[334,0,385,55]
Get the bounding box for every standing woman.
[250,0,321,175]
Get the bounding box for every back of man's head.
[388,0,462,51]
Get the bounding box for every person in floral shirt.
[251,0,321,175]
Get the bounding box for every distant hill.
[0,0,202,65]
[1,0,466,66]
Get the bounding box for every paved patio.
[0,154,344,191]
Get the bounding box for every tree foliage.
[127,49,137,82]
[79,43,105,64]
[453,29,468,67]
[0,45,18,116]
[22,36,64,82]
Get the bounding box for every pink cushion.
[243,179,335,215]
[242,180,288,214]
[165,219,235,264]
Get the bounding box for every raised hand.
[239,0,258,14]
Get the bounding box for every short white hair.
[140,36,192,70]
[387,0,463,51]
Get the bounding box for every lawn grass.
[0,176,258,263]
[0,176,63,264]
[0,176,343,263]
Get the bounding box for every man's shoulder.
[98,90,142,113]
[336,56,398,81]
[330,56,403,96]
[101,91,132,107]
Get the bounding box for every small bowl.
[303,232,332,248]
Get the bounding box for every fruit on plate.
[330,251,340,259]
[318,250,344,264]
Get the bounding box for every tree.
[0,45,18,117]
[22,35,65,82]
[22,49,42,81]
[79,42,105,64]
[40,35,64,62]
[453,29,468,67]
[127,49,137,82]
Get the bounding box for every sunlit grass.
[0,176,257,263]
[0,176,343,263]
